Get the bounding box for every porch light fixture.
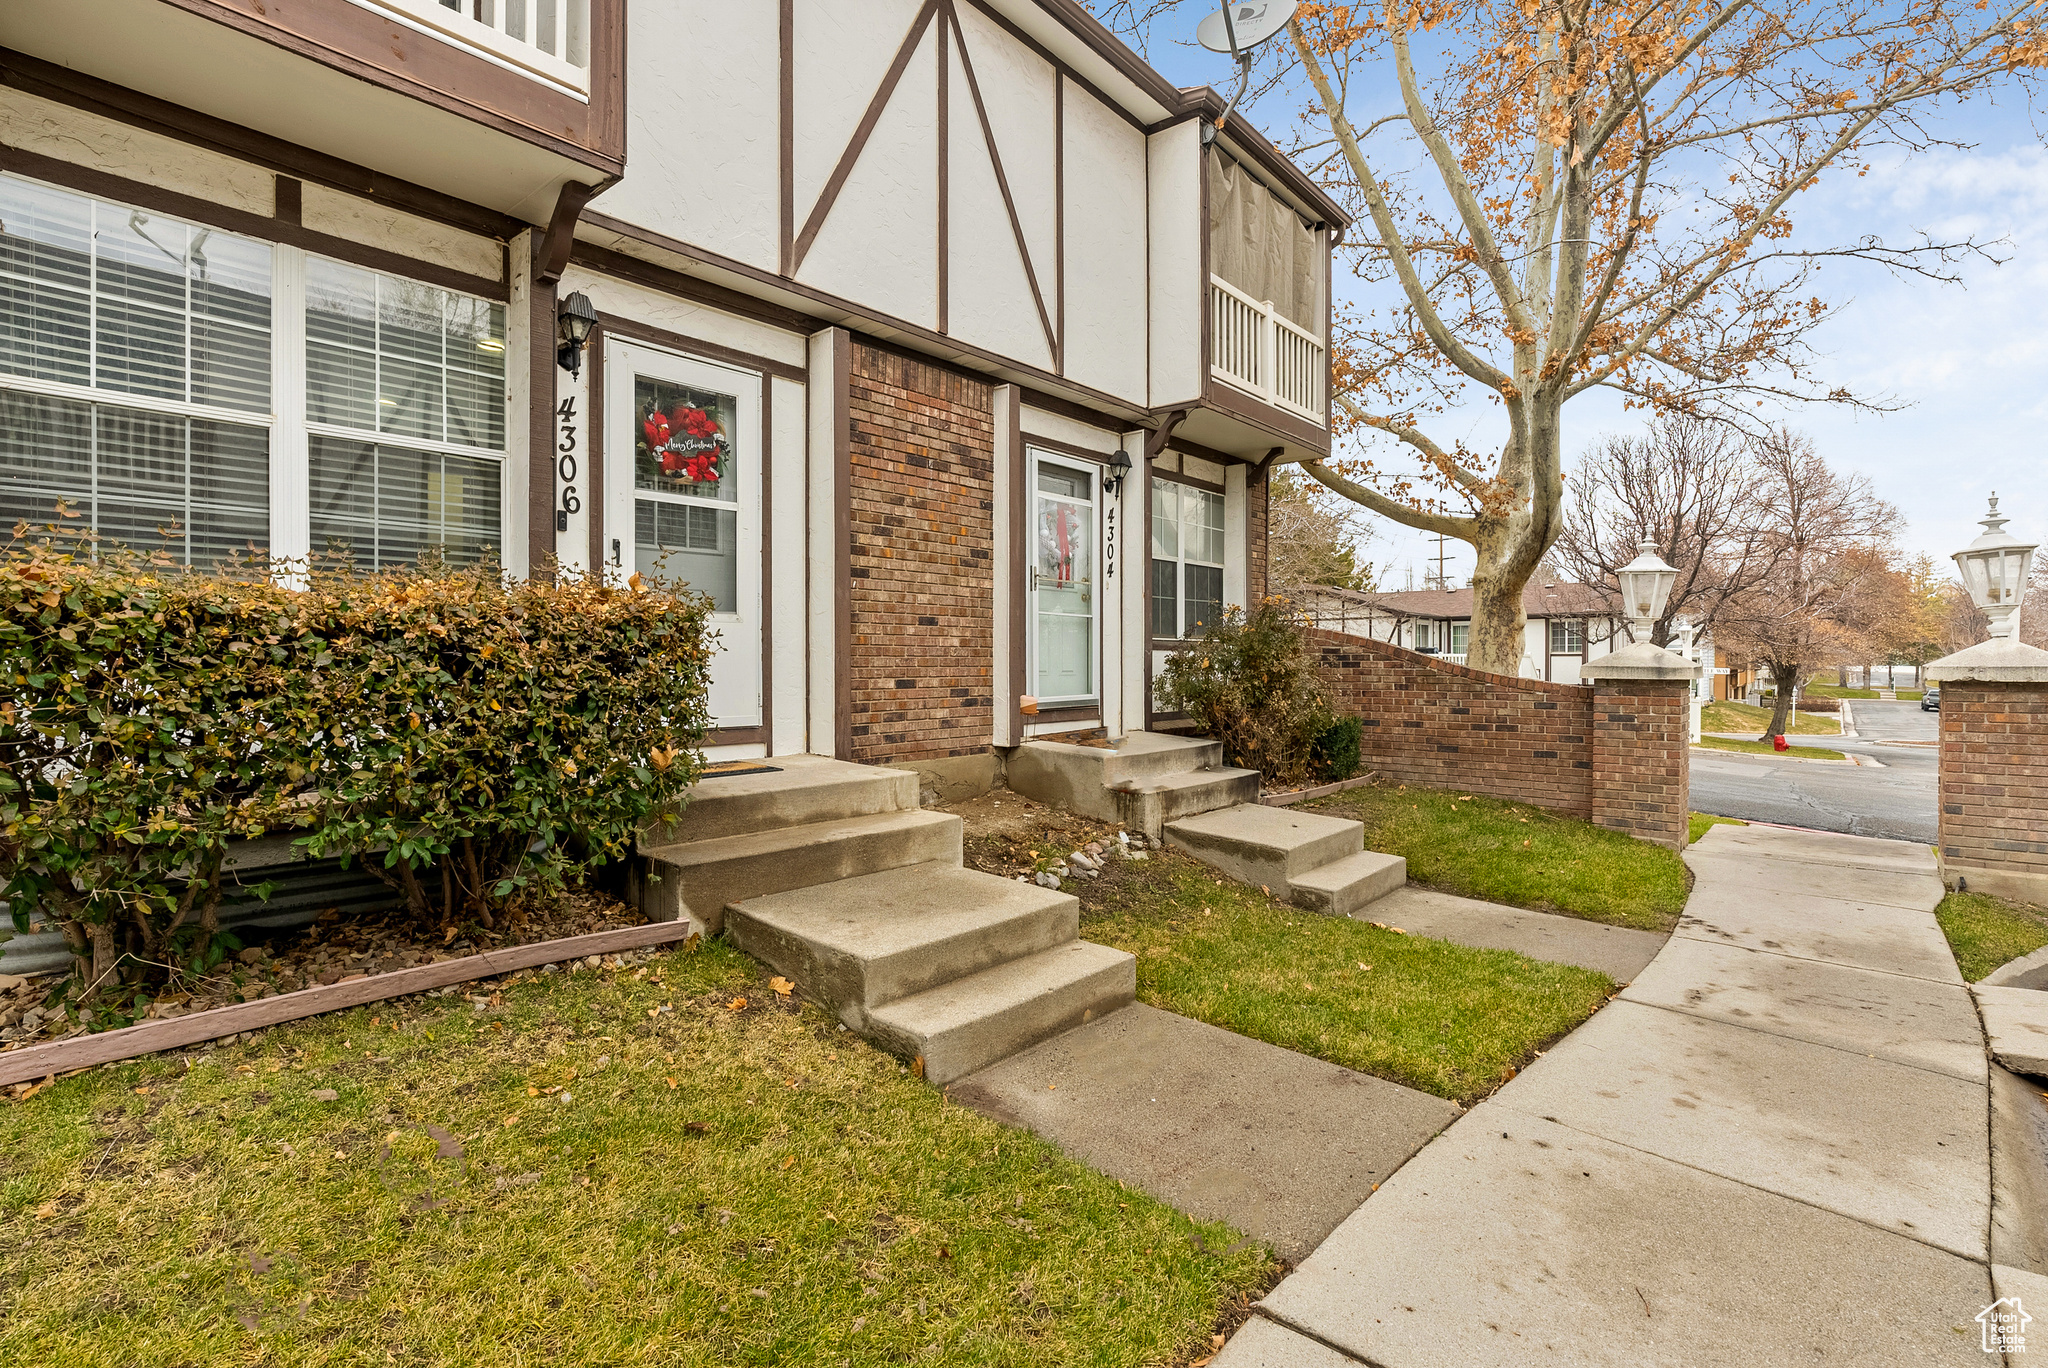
[1616,539,1678,639]
[556,290,598,378]
[1954,493,2037,640]
[1104,448,1133,495]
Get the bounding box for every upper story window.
[1151,477,1225,640]
[0,173,504,572]
[1549,618,1585,653]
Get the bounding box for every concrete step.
[636,809,961,933]
[1165,804,1364,890]
[645,754,918,846]
[1290,850,1408,916]
[1117,767,1262,842]
[866,940,1137,1085]
[725,863,1079,1027]
[1006,731,1226,822]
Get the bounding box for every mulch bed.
[0,886,644,1057]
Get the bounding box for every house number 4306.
[555,396,580,531]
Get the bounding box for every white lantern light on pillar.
[1953,494,2038,640]
[1616,540,1679,640]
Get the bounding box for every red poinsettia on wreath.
[643,403,726,484]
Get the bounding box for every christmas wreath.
[642,403,726,485]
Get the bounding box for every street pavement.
[1217,824,2002,1367]
[1689,698,1937,843]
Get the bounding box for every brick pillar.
[1930,653,2048,905]
[1587,679,1693,851]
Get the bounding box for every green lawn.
[1694,735,1844,761]
[0,940,1270,1367]
[1082,856,1616,1103]
[1937,892,2048,983]
[1303,785,1688,932]
[1800,685,1880,699]
[1689,813,1748,845]
[1702,700,1841,735]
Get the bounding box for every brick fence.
[1307,630,1693,849]
[1936,680,2048,906]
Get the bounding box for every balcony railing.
[1209,275,1325,424]
[362,0,591,96]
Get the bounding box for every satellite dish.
[1196,2,1297,54]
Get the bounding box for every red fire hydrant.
[1771,733,1789,752]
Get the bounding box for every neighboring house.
[1292,581,1626,684]
[0,0,1347,791]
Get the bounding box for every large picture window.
[0,172,505,571]
[1151,477,1225,640]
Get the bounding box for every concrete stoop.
[1005,730,1261,840]
[638,754,1135,1086]
[1165,804,1407,916]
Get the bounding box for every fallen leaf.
[666,1076,678,1089]
[781,1155,796,1169]
[502,1113,520,1127]
[726,997,747,1011]
[527,1086,540,1097]
[309,1088,338,1102]
[132,1086,150,1095]
[1357,962,1372,971]
[34,1200,59,1220]
[911,1056,926,1079]
[443,926,459,944]
[769,976,794,998]
[685,1121,709,1134]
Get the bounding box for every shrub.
[1310,716,1363,782]
[1,539,712,1011]
[1154,599,1333,784]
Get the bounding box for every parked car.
[1922,687,1940,712]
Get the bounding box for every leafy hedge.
[1,545,713,1007]
[1155,598,1351,786]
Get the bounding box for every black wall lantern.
[556,290,598,378]
[1104,448,1133,496]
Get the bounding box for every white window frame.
[1150,475,1227,641]
[1549,617,1585,654]
[0,171,509,571]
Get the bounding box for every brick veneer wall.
[1307,630,1692,849]
[846,343,995,765]
[1247,463,1270,602]
[1939,682,2048,904]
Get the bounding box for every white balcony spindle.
[361,0,589,93]
[1210,274,1323,423]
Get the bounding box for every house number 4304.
[555,396,580,531]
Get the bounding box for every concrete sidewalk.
[1220,824,2007,1367]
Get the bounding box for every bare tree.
[1713,431,1902,736]
[1280,1,2039,674]
[2023,551,2048,651]
[1551,415,1779,646]
[1268,469,1379,591]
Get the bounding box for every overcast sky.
[1122,6,2048,590]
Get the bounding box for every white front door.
[605,340,762,730]
[1027,450,1100,707]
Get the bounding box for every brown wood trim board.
[1006,386,1028,736]
[830,329,854,761]
[569,240,822,337]
[0,920,698,1089]
[580,213,1152,428]
[1020,433,1114,464]
[0,46,521,242]
[936,0,950,335]
[0,144,507,300]
[527,235,558,579]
